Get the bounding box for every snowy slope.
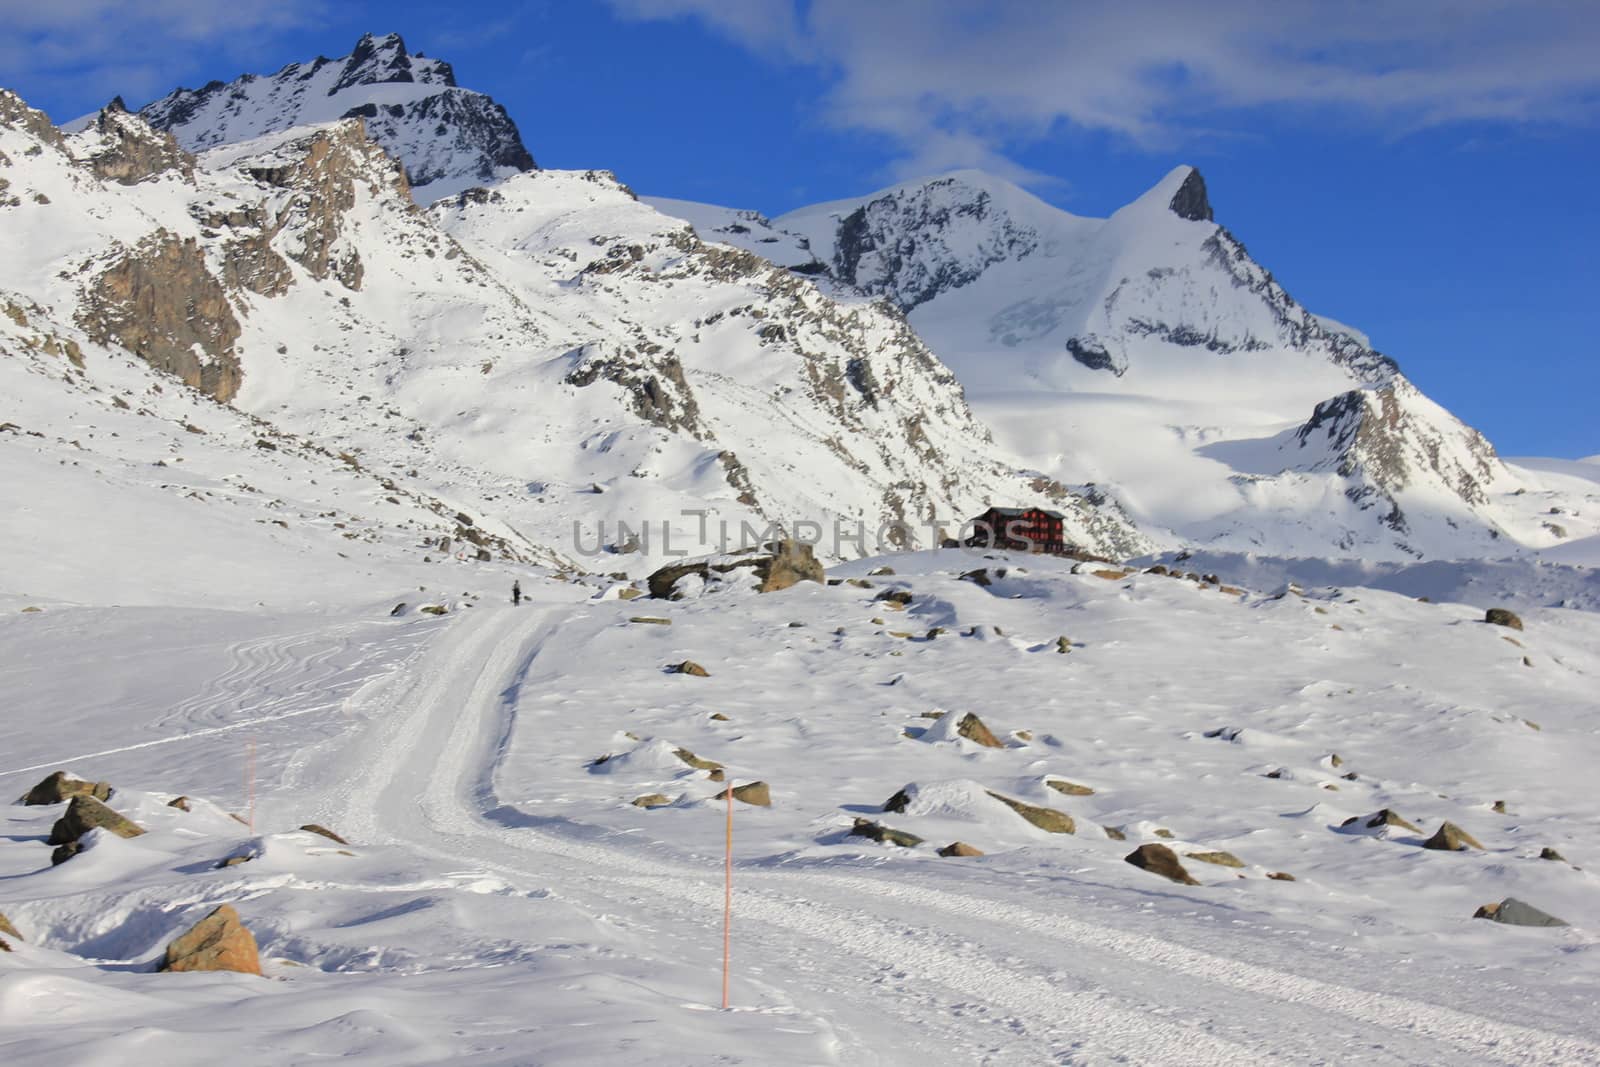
[5,553,1600,1063]
[138,33,536,202]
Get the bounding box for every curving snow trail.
[298,603,1600,1066]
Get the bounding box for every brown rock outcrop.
[1125,843,1199,885]
[79,231,243,402]
[159,905,262,976]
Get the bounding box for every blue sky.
[7,0,1599,457]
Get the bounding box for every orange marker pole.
[247,738,257,834]
[722,781,733,1010]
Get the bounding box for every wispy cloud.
[0,0,323,116]
[607,0,1600,180]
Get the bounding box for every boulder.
[631,793,673,809]
[629,616,671,625]
[646,539,824,599]
[709,712,731,721]
[1342,808,1420,833]
[1267,871,1296,881]
[874,589,913,608]
[51,841,83,865]
[868,566,895,576]
[760,540,826,593]
[959,569,992,587]
[167,796,192,812]
[1422,821,1483,851]
[1125,844,1199,885]
[47,796,145,845]
[1484,608,1523,631]
[299,824,349,845]
[722,781,772,807]
[1102,825,1127,841]
[850,818,922,848]
[1153,828,1174,839]
[1540,847,1568,863]
[670,660,710,677]
[673,747,723,773]
[0,912,19,940]
[19,771,112,806]
[882,787,912,814]
[1046,779,1094,797]
[159,905,262,976]
[1474,898,1567,927]
[986,791,1074,834]
[938,842,984,858]
[1186,850,1244,868]
[1055,636,1071,654]
[954,712,1004,749]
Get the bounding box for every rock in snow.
[1125,843,1200,885]
[159,905,263,976]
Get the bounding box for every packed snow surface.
[4,551,1600,1064]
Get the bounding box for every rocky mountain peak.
[1285,376,1505,541]
[139,33,533,201]
[333,32,456,93]
[71,100,195,185]
[1167,166,1213,222]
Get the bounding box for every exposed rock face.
[1185,850,1244,868]
[1342,809,1420,833]
[1485,608,1524,631]
[672,747,722,773]
[986,791,1074,834]
[141,33,536,200]
[299,824,349,845]
[1474,898,1568,927]
[954,712,1004,749]
[564,343,704,437]
[827,176,1041,311]
[70,99,194,185]
[47,795,146,845]
[1288,377,1503,538]
[78,231,243,402]
[19,771,111,806]
[237,122,405,291]
[0,90,68,152]
[160,904,262,976]
[850,818,922,848]
[1125,843,1199,885]
[1423,821,1484,851]
[1167,167,1213,222]
[759,540,826,593]
[725,781,772,807]
[647,541,825,599]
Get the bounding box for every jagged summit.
[1167,166,1213,222]
[333,32,458,92]
[139,32,535,201]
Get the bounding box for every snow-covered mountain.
[652,168,1597,559]
[138,33,536,202]
[0,87,1144,580]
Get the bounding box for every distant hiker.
[511,580,522,606]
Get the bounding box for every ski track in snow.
[302,604,1599,1066]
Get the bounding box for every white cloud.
[0,0,322,116]
[607,0,1600,179]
